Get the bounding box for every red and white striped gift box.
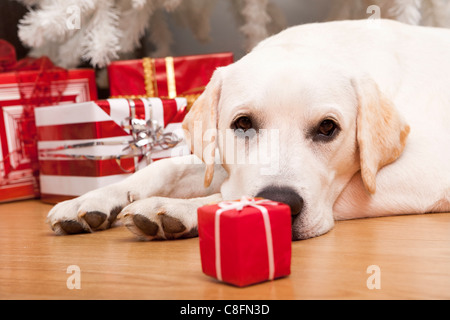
[35,98,189,203]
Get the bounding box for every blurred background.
[166,0,332,59]
[5,0,449,66]
[1,0,332,62]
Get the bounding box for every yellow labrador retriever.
[47,19,450,240]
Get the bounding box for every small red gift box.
[0,67,97,203]
[197,197,292,287]
[108,52,233,106]
[35,98,189,203]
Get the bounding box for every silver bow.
[39,117,182,173]
[122,117,182,166]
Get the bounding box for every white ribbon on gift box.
[214,196,278,282]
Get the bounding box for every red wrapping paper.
[197,197,292,287]
[35,98,189,203]
[0,56,97,202]
[108,52,233,101]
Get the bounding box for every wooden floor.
[0,199,449,300]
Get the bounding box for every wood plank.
[0,200,449,299]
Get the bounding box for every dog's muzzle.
[255,186,304,216]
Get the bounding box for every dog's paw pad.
[181,226,198,239]
[132,214,159,236]
[109,206,123,224]
[119,197,200,240]
[161,215,186,234]
[83,211,107,228]
[58,220,87,234]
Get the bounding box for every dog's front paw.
[47,186,128,235]
[119,197,199,240]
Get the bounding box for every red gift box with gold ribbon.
[35,98,189,203]
[0,40,97,202]
[107,52,233,107]
[197,197,292,287]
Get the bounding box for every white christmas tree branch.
[239,0,271,52]
[16,0,278,68]
[80,0,122,68]
[118,0,157,53]
[18,3,69,47]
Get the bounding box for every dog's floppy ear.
[353,78,410,194]
[182,69,222,187]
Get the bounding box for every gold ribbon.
[142,57,156,97]
[110,57,203,110]
[165,56,177,99]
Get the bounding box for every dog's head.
[182,48,409,240]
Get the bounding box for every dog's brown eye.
[317,119,337,136]
[233,116,253,131]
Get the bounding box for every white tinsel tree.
[16,0,285,69]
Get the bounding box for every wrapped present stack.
[0,40,97,203]
[0,35,233,203]
[32,51,232,203]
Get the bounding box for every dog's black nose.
[255,186,304,216]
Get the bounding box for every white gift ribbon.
[214,196,278,282]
